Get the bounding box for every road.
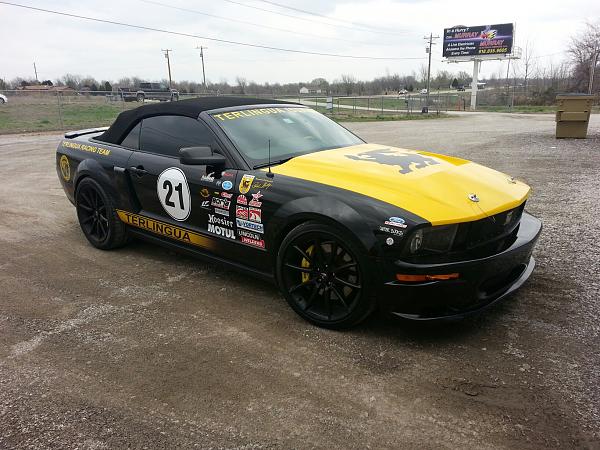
[1,113,599,449]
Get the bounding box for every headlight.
[409,229,423,253]
[406,224,458,255]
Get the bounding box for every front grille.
[452,202,525,252]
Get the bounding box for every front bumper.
[377,212,542,320]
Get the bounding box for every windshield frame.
[205,103,365,169]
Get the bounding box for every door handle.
[129,165,148,177]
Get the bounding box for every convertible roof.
[97,96,298,144]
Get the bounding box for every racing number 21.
[163,179,184,209]
[157,167,191,221]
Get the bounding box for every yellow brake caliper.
[301,245,314,283]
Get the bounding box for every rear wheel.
[76,178,127,250]
[136,93,144,102]
[276,221,375,329]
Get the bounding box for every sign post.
[470,59,480,111]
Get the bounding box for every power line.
[253,0,402,35]
[141,0,396,47]
[0,1,425,61]
[219,0,414,37]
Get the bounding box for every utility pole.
[162,49,173,88]
[33,62,38,82]
[589,47,598,95]
[423,33,439,113]
[196,46,208,92]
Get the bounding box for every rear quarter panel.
[56,135,134,208]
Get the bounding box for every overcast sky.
[2,0,599,85]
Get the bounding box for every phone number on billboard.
[478,48,509,54]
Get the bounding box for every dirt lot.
[1,113,599,449]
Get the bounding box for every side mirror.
[179,146,226,168]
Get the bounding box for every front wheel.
[136,93,144,102]
[76,178,128,250]
[276,221,376,329]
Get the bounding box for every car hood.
[271,143,530,226]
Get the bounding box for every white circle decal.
[157,167,191,221]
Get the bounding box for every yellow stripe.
[270,143,530,226]
[116,210,215,250]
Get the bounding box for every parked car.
[0,94,7,104]
[456,85,466,91]
[136,82,179,102]
[55,97,541,328]
[398,89,408,95]
[117,83,179,103]
[420,88,428,94]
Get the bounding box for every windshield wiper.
[253,156,295,170]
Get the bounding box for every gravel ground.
[0,113,598,449]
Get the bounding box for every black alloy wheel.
[277,222,375,328]
[76,178,127,250]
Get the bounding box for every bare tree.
[235,76,247,94]
[340,74,356,96]
[568,21,600,93]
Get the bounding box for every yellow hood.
[271,143,530,226]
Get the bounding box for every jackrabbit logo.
[346,149,439,175]
[59,155,71,181]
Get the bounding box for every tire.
[76,178,128,250]
[136,93,144,102]
[276,221,376,329]
[0,98,5,104]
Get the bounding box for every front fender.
[268,195,379,257]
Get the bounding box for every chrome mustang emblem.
[468,193,480,202]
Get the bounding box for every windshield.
[210,106,363,167]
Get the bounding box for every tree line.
[1,22,597,101]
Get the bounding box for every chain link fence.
[3,88,595,134]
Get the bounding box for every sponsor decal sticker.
[241,236,265,249]
[236,218,264,234]
[379,226,404,237]
[157,167,191,221]
[208,223,236,240]
[251,178,273,190]
[236,205,249,220]
[238,229,261,240]
[201,200,210,209]
[248,207,262,223]
[59,155,71,181]
[386,237,394,246]
[237,195,248,205]
[248,191,263,207]
[214,208,229,216]
[211,197,231,210]
[239,174,255,194]
[221,191,233,199]
[208,213,233,228]
[384,217,407,228]
[222,180,233,191]
[201,172,216,182]
[200,188,210,198]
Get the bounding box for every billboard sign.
[443,23,514,58]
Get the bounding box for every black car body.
[56,97,541,328]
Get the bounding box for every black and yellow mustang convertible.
[56,97,541,328]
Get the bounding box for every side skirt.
[127,228,275,283]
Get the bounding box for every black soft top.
[97,96,298,144]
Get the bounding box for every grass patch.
[0,96,138,134]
